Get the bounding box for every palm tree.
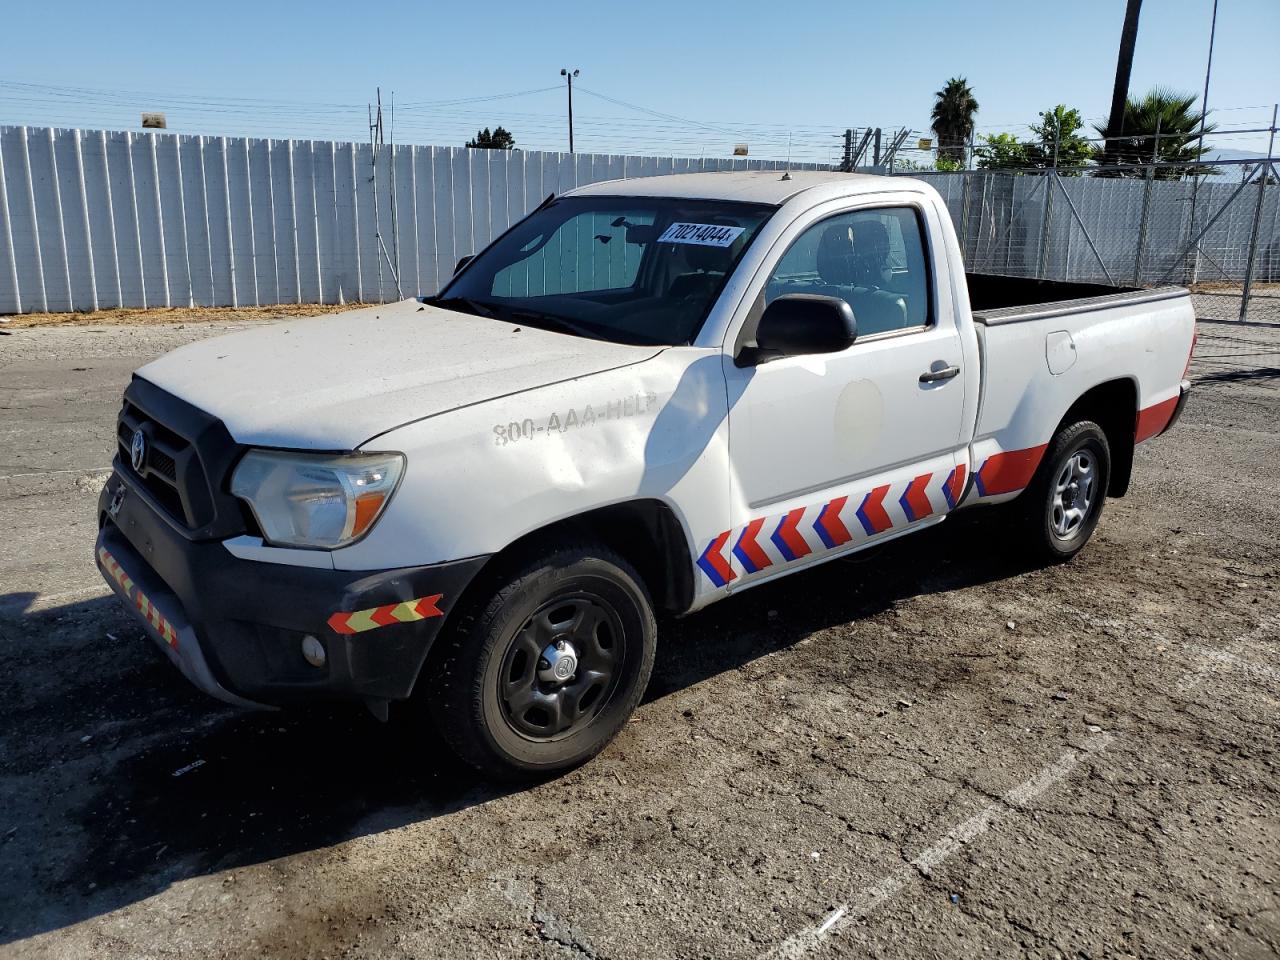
[930,78,979,167]
[1101,0,1144,167]
[1093,88,1215,179]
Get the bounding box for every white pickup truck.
[96,171,1194,777]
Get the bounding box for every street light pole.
[560,68,579,153]
[1186,0,1219,284]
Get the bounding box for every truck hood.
[138,300,663,449]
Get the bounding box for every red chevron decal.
[772,508,812,561]
[327,612,356,635]
[814,496,852,548]
[415,595,444,618]
[901,473,934,522]
[856,485,893,535]
[945,464,967,507]
[697,531,736,587]
[733,517,772,573]
[370,605,400,627]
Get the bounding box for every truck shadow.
[0,508,1033,944]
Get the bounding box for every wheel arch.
[1056,377,1137,497]
[444,498,695,628]
[410,498,691,707]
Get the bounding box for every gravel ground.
[0,321,1277,960]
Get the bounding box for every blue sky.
[2,0,1277,161]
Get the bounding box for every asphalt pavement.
[0,320,1276,959]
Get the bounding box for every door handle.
[919,364,960,383]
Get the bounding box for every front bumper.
[96,469,488,708]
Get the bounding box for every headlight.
[230,450,404,549]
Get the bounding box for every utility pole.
[370,92,384,299]
[560,68,580,153]
[1239,104,1278,322]
[1103,0,1144,166]
[1186,0,1219,285]
[840,129,854,172]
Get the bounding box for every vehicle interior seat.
[812,222,908,336]
[667,241,731,303]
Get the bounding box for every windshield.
[434,195,774,345]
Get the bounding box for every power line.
[2,75,1270,161]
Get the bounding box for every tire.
[425,543,656,779]
[1016,420,1111,563]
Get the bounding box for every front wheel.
[1017,420,1111,563]
[425,544,656,779]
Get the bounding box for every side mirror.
[742,294,857,365]
[454,255,474,275]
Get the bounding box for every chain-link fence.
[910,157,1280,383]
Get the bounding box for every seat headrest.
[816,224,855,285]
[853,220,890,257]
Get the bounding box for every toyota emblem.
[130,429,147,472]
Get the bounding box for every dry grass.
[1188,280,1280,294]
[0,302,369,329]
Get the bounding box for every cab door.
[715,196,969,587]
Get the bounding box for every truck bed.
[965,271,1195,506]
[966,273,1188,325]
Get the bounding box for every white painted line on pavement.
[1174,615,1279,695]
[815,907,845,935]
[764,613,1280,959]
[763,731,1115,959]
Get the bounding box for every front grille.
[149,448,178,481]
[118,400,196,523]
[114,378,249,540]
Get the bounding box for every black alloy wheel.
[498,593,625,741]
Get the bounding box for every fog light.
[301,634,326,668]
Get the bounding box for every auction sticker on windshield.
[657,222,745,247]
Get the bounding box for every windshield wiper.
[429,298,602,340]
[426,296,497,319]
[506,309,601,340]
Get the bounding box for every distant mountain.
[1206,147,1270,162]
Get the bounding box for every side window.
[492,209,655,297]
[765,206,930,337]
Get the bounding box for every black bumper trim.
[97,471,489,706]
[1161,379,1192,437]
[97,530,272,709]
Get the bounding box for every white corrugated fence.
[3,125,1276,316]
[0,125,830,314]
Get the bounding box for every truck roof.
[565,169,925,206]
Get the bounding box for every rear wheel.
[426,544,656,779]
[1017,420,1111,563]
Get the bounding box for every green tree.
[1092,88,1215,179]
[893,156,961,173]
[466,126,516,150]
[1026,105,1093,172]
[930,77,979,167]
[975,133,1030,171]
